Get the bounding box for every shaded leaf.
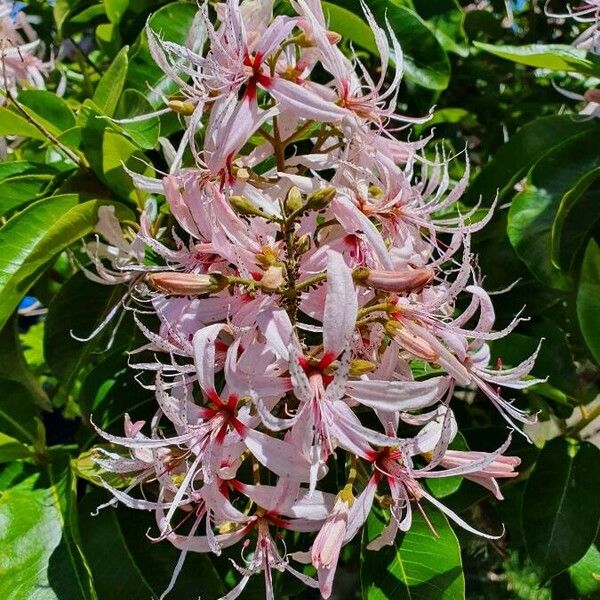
[507,130,600,290]
[44,272,127,389]
[466,116,598,204]
[577,240,600,366]
[523,437,600,581]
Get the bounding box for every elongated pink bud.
[385,320,439,361]
[354,267,434,293]
[146,272,226,295]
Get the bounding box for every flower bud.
[260,265,285,290]
[229,195,268,218]
[146,272,226,295]
[296,234,311,255]
[167,100,196,116]
[385,320,438,361]
[354,267,434,293]
[285,186,304,214]
[349,359,376,377]
[306,186,336,211]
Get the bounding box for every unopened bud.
[229,195,268,218]
[296,234,311,255]
[168,100,196,116]
[354,267,434,293]
[349,359,376,377]
[385,320,438,362]
[306,186,336,211]
[260,265,285,290]
[285,186,304,214]
[146,272,226,296]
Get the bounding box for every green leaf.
[79,490,226,599]
[577,240,600,366]
[523,437,600,581]
[327,0,450,90]
[322,2,378,54]
[0,106,46,141]
[0,456,96,600]
[0,195,133,331]
[127,2,201,107]
[552,170,600,274]
[44,272,126,388]
[0,432,31,463]
[0,318,49,410]
[115,89,161,149]
[0,174,55,216]
[102,130,154,203]
[507,130,600,290]
[105,0,129,23]
[18,90,76,134]
[361,504,465,599]
[0,380,43,445]
[94,46,129,117]
[569,543,600,597]
[474,42,600,77]
[466,116,598,204]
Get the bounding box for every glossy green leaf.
[94,46,129,117]
[44,272,127,388]
[0,195,133,331]
[466,116,598,204]
[523,437,600,581]
[0,318,49,410]
[115,89,161,149]
[0,456,96,600]
[507,130,600,290]
[569,543,600,597]
[577,240,600,366]
[0,174,55,216]
[0,106,46,141]
[105,0,129,23]
[102,130,154,202]
[0,433,31,463]
[18,90,76,134]
[474,42,600,77]
[322,2,378,54]
[361,505,465,599]
[552,171,600,273]
[127,2,201,107]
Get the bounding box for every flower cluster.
[547,0,600,115]
[0,0,51,100]
[87,1,540,598]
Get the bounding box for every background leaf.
[522,437,600,581]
